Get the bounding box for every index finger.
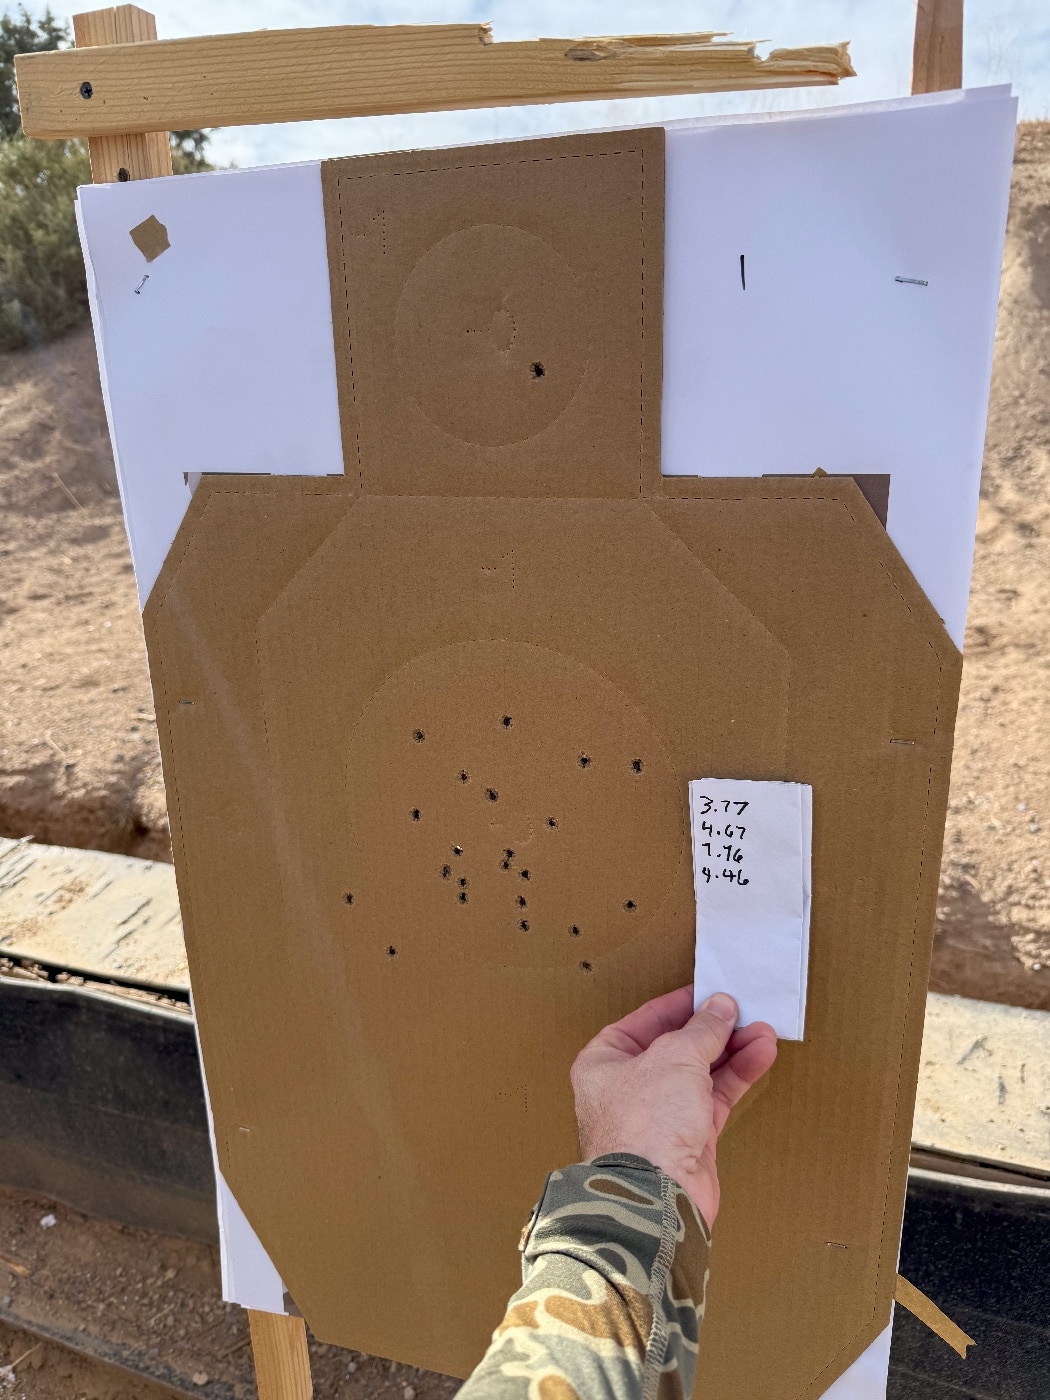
[593,985,695,1055]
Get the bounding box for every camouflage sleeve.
[457,1153,711,1400]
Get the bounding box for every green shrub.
[0,7,212,350]
[0,133,89,349]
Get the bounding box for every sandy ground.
[1,126,1049,1010]
[0,1185,459,1399]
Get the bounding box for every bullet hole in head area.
[441,865,452,879]
[624,900,637,912]
[412,729,426,743]
[459,891,469,904]
[387,946,397,957]
[505,849,515,860]
[632,758,644,773]
[501,715,513,728]
[547,817,558,829]
[343,892,355,906]
[520,920,530,931]
[520,869,531,881]
[486,788,499,802]
[579,754,591,769]
[579,961,593,973]
[501,859,512,871]
[570,925,581,938]
[459,771,470,783]
[516,895,527,908]
[411,808,421,821]
[530,363,545,379]
[453,845,464,856]
[459,877,469,888]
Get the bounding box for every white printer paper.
[691,778,812,1040]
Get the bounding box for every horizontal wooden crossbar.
[16,22,854,139]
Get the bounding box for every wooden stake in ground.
[71,6,172,183]
[912,0,964,93]
[248,1311,313,1400]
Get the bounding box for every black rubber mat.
[891,1169,1050,1398]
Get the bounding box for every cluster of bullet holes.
[406,722,647,971]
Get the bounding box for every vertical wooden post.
[911,0,964,94]
[248,1310,314,1400]
[71,5,173,181]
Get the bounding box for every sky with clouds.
[84,1,1050,165]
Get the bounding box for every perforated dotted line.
[332,147,645,488]
[337,217,364,492]
[333,149,639,184]
[638,148,646,498]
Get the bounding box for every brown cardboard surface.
[894,1275,975,1358]
[142,128,963,1394]
[321,129,663,500]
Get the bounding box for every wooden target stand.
[17,3,962,1395]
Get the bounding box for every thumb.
[680,992,738,1067]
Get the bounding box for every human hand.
[570,986,778,1226]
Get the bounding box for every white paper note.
[690,778,812,1040]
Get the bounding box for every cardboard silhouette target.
[143,130,961,1391]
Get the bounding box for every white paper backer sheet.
[691,779,812,1040]
[75,90,1016,1387]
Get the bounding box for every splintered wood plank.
[248,1310,313,1400]
[72,6,172,182]
[911,0,964,93]
[17,24,854,139]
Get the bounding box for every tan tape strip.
[895,1273,975,1358]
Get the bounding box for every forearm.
[458,1154,711,1400]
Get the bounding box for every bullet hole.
[516,895,527,908]
[459,770,470,783]
[486,788,499,802]
[631,758,644,773]
[501,860,512,871]
[624,900,637,912]
[79,80,93,99]
[520,920,530,931]
[411,808,421,821]
[441,865,452,879]
[579,754,591,768]
[453,846,463,856]
[412,729,426,743]
[387,946,397,957]
[459,877,469,888]
[343,892,355,905]
[117,167,130,182]
[580,961,593,973]
[501,715,513,728]
[570,925,581,938]
[530,362,545,379]
[547,817,558,829]
[505,849,515,860]
[520,869,530,881]
[459,891,469,904]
